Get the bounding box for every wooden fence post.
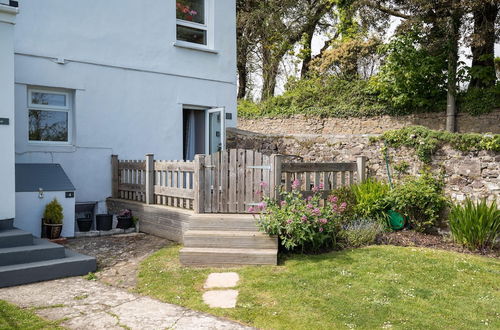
[111,155,119,198]
[193,154,205,213]
[270,154,282,200]
[145,154,155,204]
[356,156,367,183]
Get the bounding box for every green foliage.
[449,199,500,252]
[373,126,500,163]
[43,198,64,224]
[330,186,357,218]
[339,218,385,248]
[393,161,410,175]
[239,76,388,118]
[256,188,348,252]
[85,272,97,281]
[387,172,448,232]
[369,26,448,112]
[351,179,390,224]
[459,85,500,116]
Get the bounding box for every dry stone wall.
[227,128,500,204]
[238,109,500,135]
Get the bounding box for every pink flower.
[319,218,328,224]
[341,202,347,208]
[291,179,301,190]
[247,207,255,213]
[286,219,293,224]
[307,196,313,201]
[312,208,321,216]
[255,190,262,196]
[319,227,324,232]
[301,215,308,223]
[260,181,268,188]
[312,185,320,192]
[318,183,324,190]
[280,200,287,207]
[306,203,314,209]
[257,202,267,209]
[328,196,338,203]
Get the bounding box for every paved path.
[0,277,252,329]
[203,273,240,309]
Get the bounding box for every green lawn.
[0,300,61,330]
[137,245,500,330]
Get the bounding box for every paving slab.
[204,272,240,289]
[203,290,239,309]
[0,277,251,329]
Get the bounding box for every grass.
[0,300,62,330]
[137,245,500,330]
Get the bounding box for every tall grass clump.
[449,198,500,252]
[351,179,390,224]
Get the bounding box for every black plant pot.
[77,218,92,232]
[116,216,133,229]
[96,214,113,231]
[43,222,63,240]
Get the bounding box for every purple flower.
[291,179,301,190]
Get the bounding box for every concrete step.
[0,249,97,288]
[184,230,278,249]
[0,239,66,267]
[180,247,277,266]
[189,215,259,232]
[0,229,33,248]
[0,219,14,231]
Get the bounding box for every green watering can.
[384,143,405,231]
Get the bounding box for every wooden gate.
[199,149,275,213]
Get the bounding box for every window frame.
[175,0,212,48]
[27,88,73,145]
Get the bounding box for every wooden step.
[180,247,277,266]
[183,230,278,249]
[189,215,259,232]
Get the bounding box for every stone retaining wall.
[227,128,500,204]
[238,109,500,135]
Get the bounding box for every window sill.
[173,41,218,54]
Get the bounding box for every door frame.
[205,107,225,154]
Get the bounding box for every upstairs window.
[176,0,207,45]
[28,89,72,144]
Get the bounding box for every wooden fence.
[111,150,366,213]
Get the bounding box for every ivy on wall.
[371,126,500,163]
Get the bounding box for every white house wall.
[15,191,75,238]
[13,0,237,211]
[0,4,17,220]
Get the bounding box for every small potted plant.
[116,209,133,229]
[76,213,92,232]
[43,198,64,239]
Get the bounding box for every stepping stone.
[204,272,239,289]
[202,290,239,309]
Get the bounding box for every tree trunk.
[260,45,281,101]
[300,31,315,78]
[469,2,498,89]
[237,29,249,99]
[446,6,461,132]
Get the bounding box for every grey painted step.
[0,239,66,266]
[180,247,277,266]
[189,215,259,232]
[184,230,278,249]
[0,249,96,288]
[0,219,13,231]
[0,229,33,248]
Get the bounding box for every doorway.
[183,107,225,160]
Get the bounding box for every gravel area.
[65,233,172,289]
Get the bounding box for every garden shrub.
[351,179,391,224]
[339,218,385,248]
[388,172,448,232]
[43,198,64,224]
[255,183,348,252]
[330,186,357,218]
[449,198,500,252]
